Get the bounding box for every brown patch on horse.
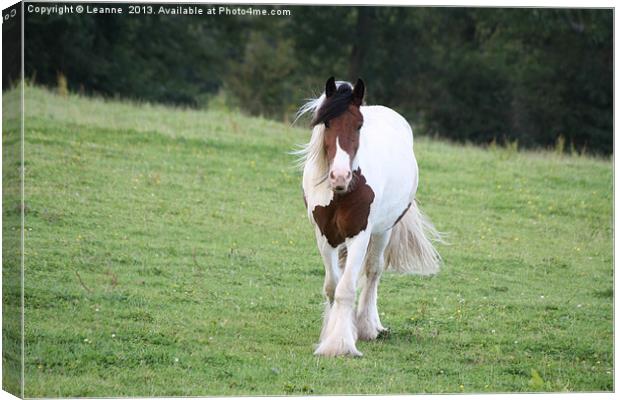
[312,169,375,247]
[392,202,412,227]
[323,104,363,161]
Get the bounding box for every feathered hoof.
[358,327,389,341]
[357,319,389,341]
[314,338,363,357]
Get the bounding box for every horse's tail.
[384,200,442,275]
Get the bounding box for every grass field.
[3,85,613,396]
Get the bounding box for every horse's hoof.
[348,349,363,357]
[357,330,378,341]
[357,324,389,341]
[314,340,362,357]
[316,349,362,357]
[377,328,390,339]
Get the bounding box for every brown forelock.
[312,169,375,247]
[323,104,364,165]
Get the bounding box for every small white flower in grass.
[577,304,582,308]
[111,334,116,338]
[540,295,545,299]
[491,329,496,334]
[174,357,179,363]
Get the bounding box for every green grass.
[4,85,613,396]
[3,83,24,397]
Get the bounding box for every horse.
[296,77,442,357]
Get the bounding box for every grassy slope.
[3,86,24,396]
[15,86,612,396]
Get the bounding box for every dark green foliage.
[290,7,612,154]
[24,12,243,105]
[2,3,22,90]
[19,6,612,153]
[224,30,298,120]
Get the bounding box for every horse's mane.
[293,81,354,173]
[311,83,355,126]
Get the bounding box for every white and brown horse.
[297,77,442,357]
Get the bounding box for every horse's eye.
[358,124,363,131]
[325,121,330,128]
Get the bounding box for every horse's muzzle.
[330,176,351,194]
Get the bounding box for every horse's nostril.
[346,171,352,179]
[329,171,336,180]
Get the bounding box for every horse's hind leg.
[357,230,390,341]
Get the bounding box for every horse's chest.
[309,170,375,248]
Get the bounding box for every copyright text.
[26,4,292,17]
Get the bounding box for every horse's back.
[358,105,418,231]
[361,105,414,149]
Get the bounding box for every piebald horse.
[297,77,442,357]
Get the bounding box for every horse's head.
[312,77,365,194]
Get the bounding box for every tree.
[224,30,299,120]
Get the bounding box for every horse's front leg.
[315,229,341,341]
[315,229,371,357]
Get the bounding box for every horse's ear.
[352,78,365,106]
[325,77,336,98]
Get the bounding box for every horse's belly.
[369,182,416,233]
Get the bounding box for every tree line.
[12,5,613,154]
